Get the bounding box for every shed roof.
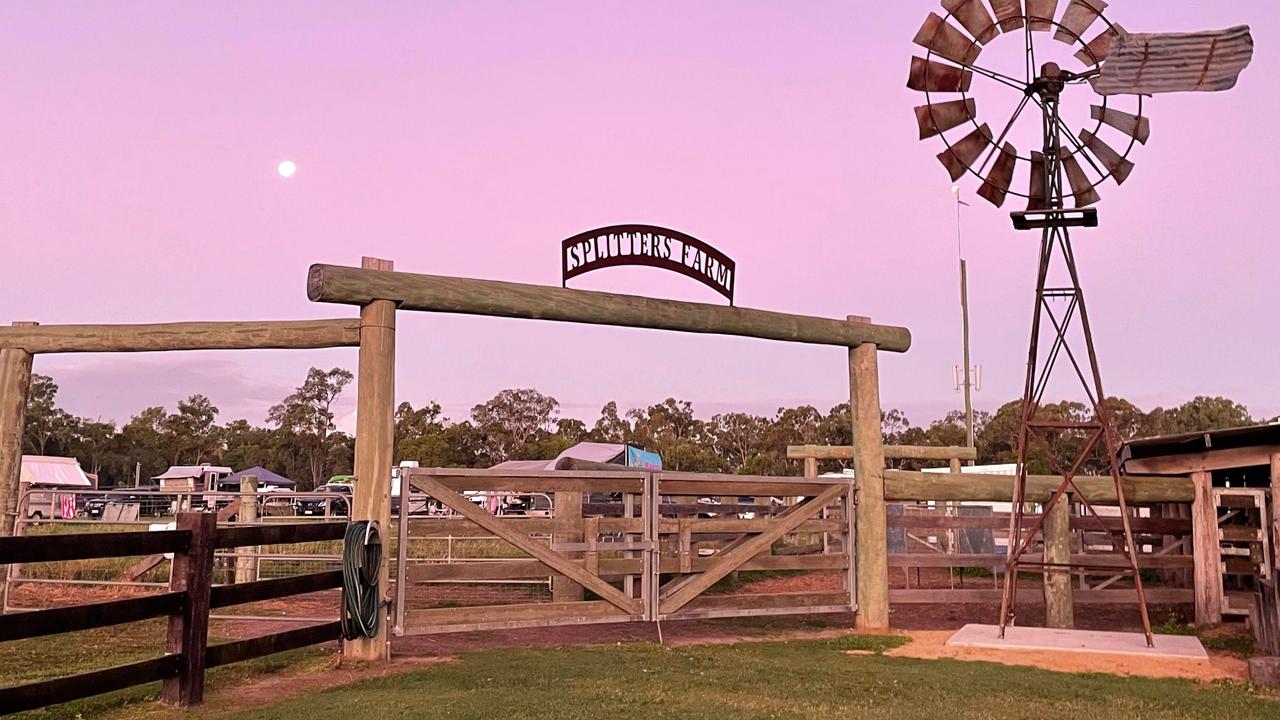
[1123,422,1280,461]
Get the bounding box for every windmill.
[906,0,1253,645]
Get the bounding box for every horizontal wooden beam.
[883,470,1193,503]
[0,655,180,715]
[0,529,190,563]
[405,553,847,583]
[1124,445,1280,475]
[307,264,911,351]
[887,553,1193,569]
[885,513,1191,534]
[0,319,361,354]
[205,621,342,668]
[788,445,978,462]
[214,521,347,549]
[403,600,634,631]
[209,570,342,608]
[0,591,185,642]
[890,588,1194,605]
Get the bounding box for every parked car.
[297,483,351,517]
[84,488,171,518]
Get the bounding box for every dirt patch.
[886,630,1249,682]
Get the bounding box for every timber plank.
[0,530,190,563]
[0,655,180,715]
[206,621,342,668]
[0,591,185,642]
[209,571,343,608]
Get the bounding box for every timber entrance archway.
[306,259,911,652]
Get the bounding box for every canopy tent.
[220,466,297,489]
[489,442,662,471]
[19,456,93,488]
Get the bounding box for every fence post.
[163,512,216,706]
[1042,498,1074,628]
[0,322,37,611]
[1191,470,1223,624]
[1271,454,1279,576]
[235,475,259,583]
[552,491,584,601]
[848,316,889,630]
[349,257,396,662]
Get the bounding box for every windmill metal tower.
[907,0,1253,646]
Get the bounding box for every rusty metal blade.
[1075,22,1123,65]
[1026,0,1058,32]
[1027,151,1047,210]
[914,99,977,139]
[937,124,993,182]
[913,13,983,66]
[1055,0,1106,45]
[977,142,1018,208]
[1079,130,1134,185]
[1059,149,1101,207]
[943,0,1000,45]
[1093,26,1254,95]
[1091,105,1150,144]
[907,57,975,92]
[988,0,1025,33]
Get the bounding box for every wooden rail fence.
[0,514,347,715]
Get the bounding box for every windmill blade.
[1075,23,1124,65]
[1079,130,1134,185]
[977,142,1018,208]
[913,13,983,66]
[1059,149,1101,207]
[1092,26,1254,95]
[942,0,1000,45]
[1026,0,1059,32]
[1027,151,1047,211]
[1055,0,1106,46]
[914,99,977,139]
[907,57,975,92]
[988,0,1025,32]
[1091,105,1151,144]
[937,124,993,181]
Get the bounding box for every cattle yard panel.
[392,468,855,636]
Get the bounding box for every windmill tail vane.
[904,0,1254,648]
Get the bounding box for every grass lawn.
[201,635,1279,720]
[0,619,331,720]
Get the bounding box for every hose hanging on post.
[341,520,382,641]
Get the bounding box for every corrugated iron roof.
[1093,25,1254,95]
[19,455,93,488]
[1123,421,1280,460]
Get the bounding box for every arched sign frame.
[561,224,737,305]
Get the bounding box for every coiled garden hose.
[341,520,382,641]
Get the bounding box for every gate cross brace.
[408,475,642,615]
[658,484,847,616]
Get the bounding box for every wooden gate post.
[1191,470,1223,624]
[163,512,216,707]
[1042,498,1074,628]
[0,323,36,611]
[552,491,584,602]
[1271,454,1279,575]
[235,475,258,584]
[348,257,396,662]
[848,316,889,630]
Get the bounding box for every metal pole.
[960,257,975,453]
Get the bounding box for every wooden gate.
[392,468,855,635]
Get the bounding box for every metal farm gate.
[392,468,855,635]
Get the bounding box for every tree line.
[22,367,1265,490]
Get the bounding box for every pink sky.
[2,1,1277,433]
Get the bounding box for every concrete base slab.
[946,624,1209,660]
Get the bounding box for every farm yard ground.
[4,629,1277,720]
[3,568,1272,720]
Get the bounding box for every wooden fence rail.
[0,515,347,715]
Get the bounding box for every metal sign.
[561,224,736,304]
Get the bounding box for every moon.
[276,160,297,178]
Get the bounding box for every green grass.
[205,634,1276,720]
[0,618,330,720]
